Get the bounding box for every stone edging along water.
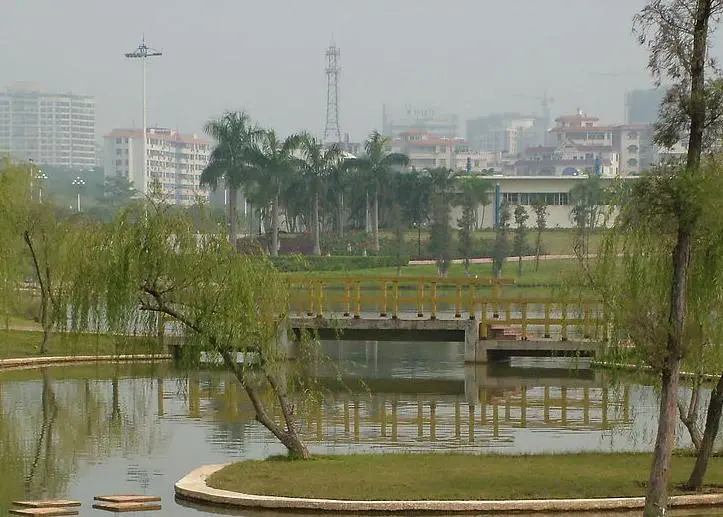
[174,464,723,514]
[0,353,171,371]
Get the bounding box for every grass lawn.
[297,257,584,286]
[208,453,723,501]
[392,229,601,257]
[0,329,166,359]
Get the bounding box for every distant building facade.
[466,113,543,156]
[383,105,458,139]
[517,111,620,176]
[103,128,210,206]
[626,88,666,125]
[0,86,96,169]
[449,175,623,229]
[391,131,500,172]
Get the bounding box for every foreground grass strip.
[208,453,723,501]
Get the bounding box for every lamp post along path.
[125,37,162,195]
[72,176,85,212]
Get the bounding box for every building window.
[627,144,639,153]
[503,192,570,206]
[628,131,638,139]
[627,158,638,167]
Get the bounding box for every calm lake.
[0,340,719,517]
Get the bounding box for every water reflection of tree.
[0,366,168,512]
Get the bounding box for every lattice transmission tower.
[323,41,342,144]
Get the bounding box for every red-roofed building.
[103,127,211,205]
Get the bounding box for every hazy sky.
[0,1,677,141]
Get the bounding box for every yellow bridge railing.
[287,276,607,341]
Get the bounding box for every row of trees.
[200,113,412,256]
[200,115,557,272]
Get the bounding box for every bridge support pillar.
[278,323,297,360]
[464,322,488,363]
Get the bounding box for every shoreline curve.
[0,353,171,371]
[175,464,723,514]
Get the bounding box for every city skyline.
[0,0,689,143]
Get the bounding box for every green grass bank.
[0,329,165,359]
[208,453,723,501]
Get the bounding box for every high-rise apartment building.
[0,86,95,168]
[625,88,666,125]
[103,128,210,206]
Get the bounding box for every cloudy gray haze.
[0,0,692,140]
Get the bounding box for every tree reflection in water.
[0,363,169,511]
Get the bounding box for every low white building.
[104,128,210,206]
[450,175,622,229]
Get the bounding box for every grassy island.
[208,453,723,501]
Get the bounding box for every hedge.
[269,255,409,272]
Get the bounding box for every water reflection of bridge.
[180,367,632,448]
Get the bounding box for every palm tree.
[249,129,303,256]
[327,153,354,240]
[201,111,261,246]
[299,135,344,255]
[351,131,408,252]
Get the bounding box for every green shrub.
[269,254,409,272]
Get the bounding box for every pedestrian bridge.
[287,275,607,363]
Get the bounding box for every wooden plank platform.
[92,502,161,513]
[12,501,81,509]
[93,495,161,503]
[9,508,79,517]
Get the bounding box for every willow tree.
[592,160,723,504]
[60,200,311,458]
[633,2,723,513]
[0,160,30,328]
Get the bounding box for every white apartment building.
[0,86,95,169]
[104,128,210,206]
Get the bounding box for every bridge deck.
[288,311,603,363]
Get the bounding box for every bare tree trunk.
[338,192,344,240]
[373,190,380,252]
[678,383,703,453]
[644,226,691,517]
[365,191,371,233]
[686,373,723,490]
[312,191,321,256]
[228,185,238,249]
[221,351,310,458]
[535,230,542,272]
[272,192,280,257]
[24,231,50,354]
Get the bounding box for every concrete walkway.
[0,354,171,371]
[408,254,582,266]
[175,464,723,514]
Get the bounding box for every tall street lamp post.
[36,170,48,203]
[125,37,162,196]
[72,176,86,212]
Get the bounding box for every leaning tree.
[59,199,313,458]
